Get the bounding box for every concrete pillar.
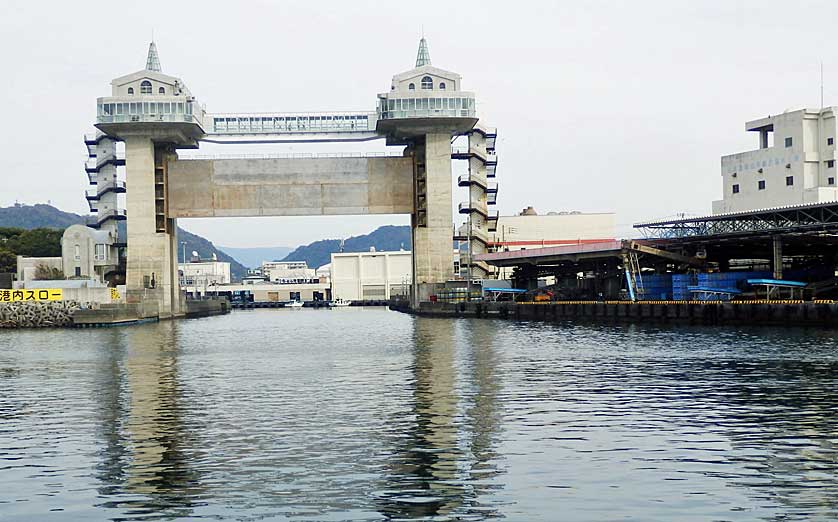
[384,252,391,300]
[412,133,454,303]
[772,236,783,280]
[760,130,769,149]
[124,137,182,318]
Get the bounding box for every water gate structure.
[89,39,498,318]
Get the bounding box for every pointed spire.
[415,37,431,68]
[145,41,162,72]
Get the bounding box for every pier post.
[772,236,783,280]
[412,133,455,305]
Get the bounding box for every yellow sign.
[0,289,63,302]
[110,288,121,301]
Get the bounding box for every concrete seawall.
[72,299,230,327]
[393,301,838,327]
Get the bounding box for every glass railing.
[97,98,200,123]
[379,108,475,120]
[378,94,476,121]
[97,113,200,125]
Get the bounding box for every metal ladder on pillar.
[623,251,645,301]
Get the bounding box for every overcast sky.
[2,0,837,247]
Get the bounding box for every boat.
[328,298,352,307]
[285,300,304,308]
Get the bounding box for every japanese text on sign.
[0,289,63,302]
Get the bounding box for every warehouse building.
[331,250,412,301]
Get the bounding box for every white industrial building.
[489,207,616,251]
[215,282,330,303]
[260,261,317,283]
[713,107,838,214]
[457,207,616,279]
[331,250,412,301]
[178,260,231,291]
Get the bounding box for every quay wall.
[0,301,82,328]
[394,300,838,327]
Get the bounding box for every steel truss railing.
[634,202,838,239]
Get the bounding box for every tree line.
[0,227,63,273]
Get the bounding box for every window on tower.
[158,87,165,94]
[421,76,433,89]
[408,83,415,90]
[127,87,134,95]
[439,82,446,90]
[140,81,152,94]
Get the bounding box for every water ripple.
[1,310,837,520]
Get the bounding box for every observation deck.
[95,96,204,146]
[375,92,477,141]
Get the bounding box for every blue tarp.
[687,285,742,295]
[746,279,808,288]
[483,288,527,294]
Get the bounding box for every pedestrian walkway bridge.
[202,111,381,143]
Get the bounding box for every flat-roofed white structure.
[489,208,616,251]
[331,250,412,301]
[260,261,316,282]
[178,260,231,289]
[215,282,330,303]
[467,207,616,280]
[713,108,838,214]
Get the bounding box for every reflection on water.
[376,318,504,520]
[1,310,838,521]
[92,324,205,519]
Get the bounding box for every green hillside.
[281,225,411,268]
[0,204,249,281]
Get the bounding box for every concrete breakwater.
[0,301,83,328]
[394,300,838,327]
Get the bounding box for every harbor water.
[1,308,838,521]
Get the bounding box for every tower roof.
[145,41,162,72]
[415,37,431,68]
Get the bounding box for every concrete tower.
[376,38,478,302]
[95,42,205,317]
[455,124,498,280]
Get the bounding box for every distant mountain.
[176,229,248,282]
[217,246,294,269]
[281,225,411,269]
[0,204,249,282]
[0,204,85,229]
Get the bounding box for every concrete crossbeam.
[167,157,414,218]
